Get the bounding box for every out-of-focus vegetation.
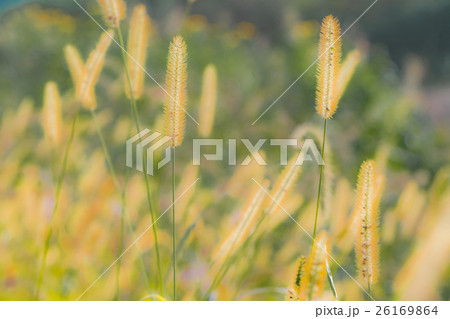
[0,1,449,301]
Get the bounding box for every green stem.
[115,107,133,301]
[90,109,152,297]
[172,148,176,301]
[114,203,125,300]
[311,119,327,253]
[35,108,80,300]
[117,25,164,297]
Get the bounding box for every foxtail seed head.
[315,15,342,119]
[286,256,307,300]
[199,64,217,137]
[43,81,62,146]
[125,5,150,99]
[164,36,188,147]
[64,45,85,96]
[79,30,114,110]
[97,0,126,28]
[354,160,382,284]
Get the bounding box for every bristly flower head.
[315,15,342,119]
[64,45,85,96]
[164,36,188,147]
[286,256,307,301]
[78,30,114,110]
[97,0,126,28]
[125,5,151,99]
[354,160,382,285]
[42,81,62,146]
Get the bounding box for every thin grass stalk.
[163,36,188,300]
[114,196,125,300]
[116,25,164,296]
[35,108,80,299]
[311,15,341,252]
[311,118,327,251]
[114,106,134,300]
[172,148,176,300]
[90,108,153,296]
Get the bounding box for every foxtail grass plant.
[312,15,342,253]
[353,160,382,296]
[164,35,188,300]
[35,99,80,300]
[35,39,96,298]
[67,31,152,299]
[113,3,165,297]
[42,81,62,179]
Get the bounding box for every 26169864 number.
[375,306,438,316]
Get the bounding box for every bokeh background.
[0,0,449,300]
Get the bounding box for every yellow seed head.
[79,30,114,110]
[42,81,62,145]
[315,15,342,119]
[266,154,302,215]
[286,256,307,300]
[336,49,362,102]
[125,5,151,99]
[302,231,329,300]
[198,64,217,137]
[64,45,85,96]
[97,0,126,28]
[164,36,188,147]
[354,160,382,284]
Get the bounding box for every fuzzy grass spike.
[315,15,342,119]
[125,5,150,99]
